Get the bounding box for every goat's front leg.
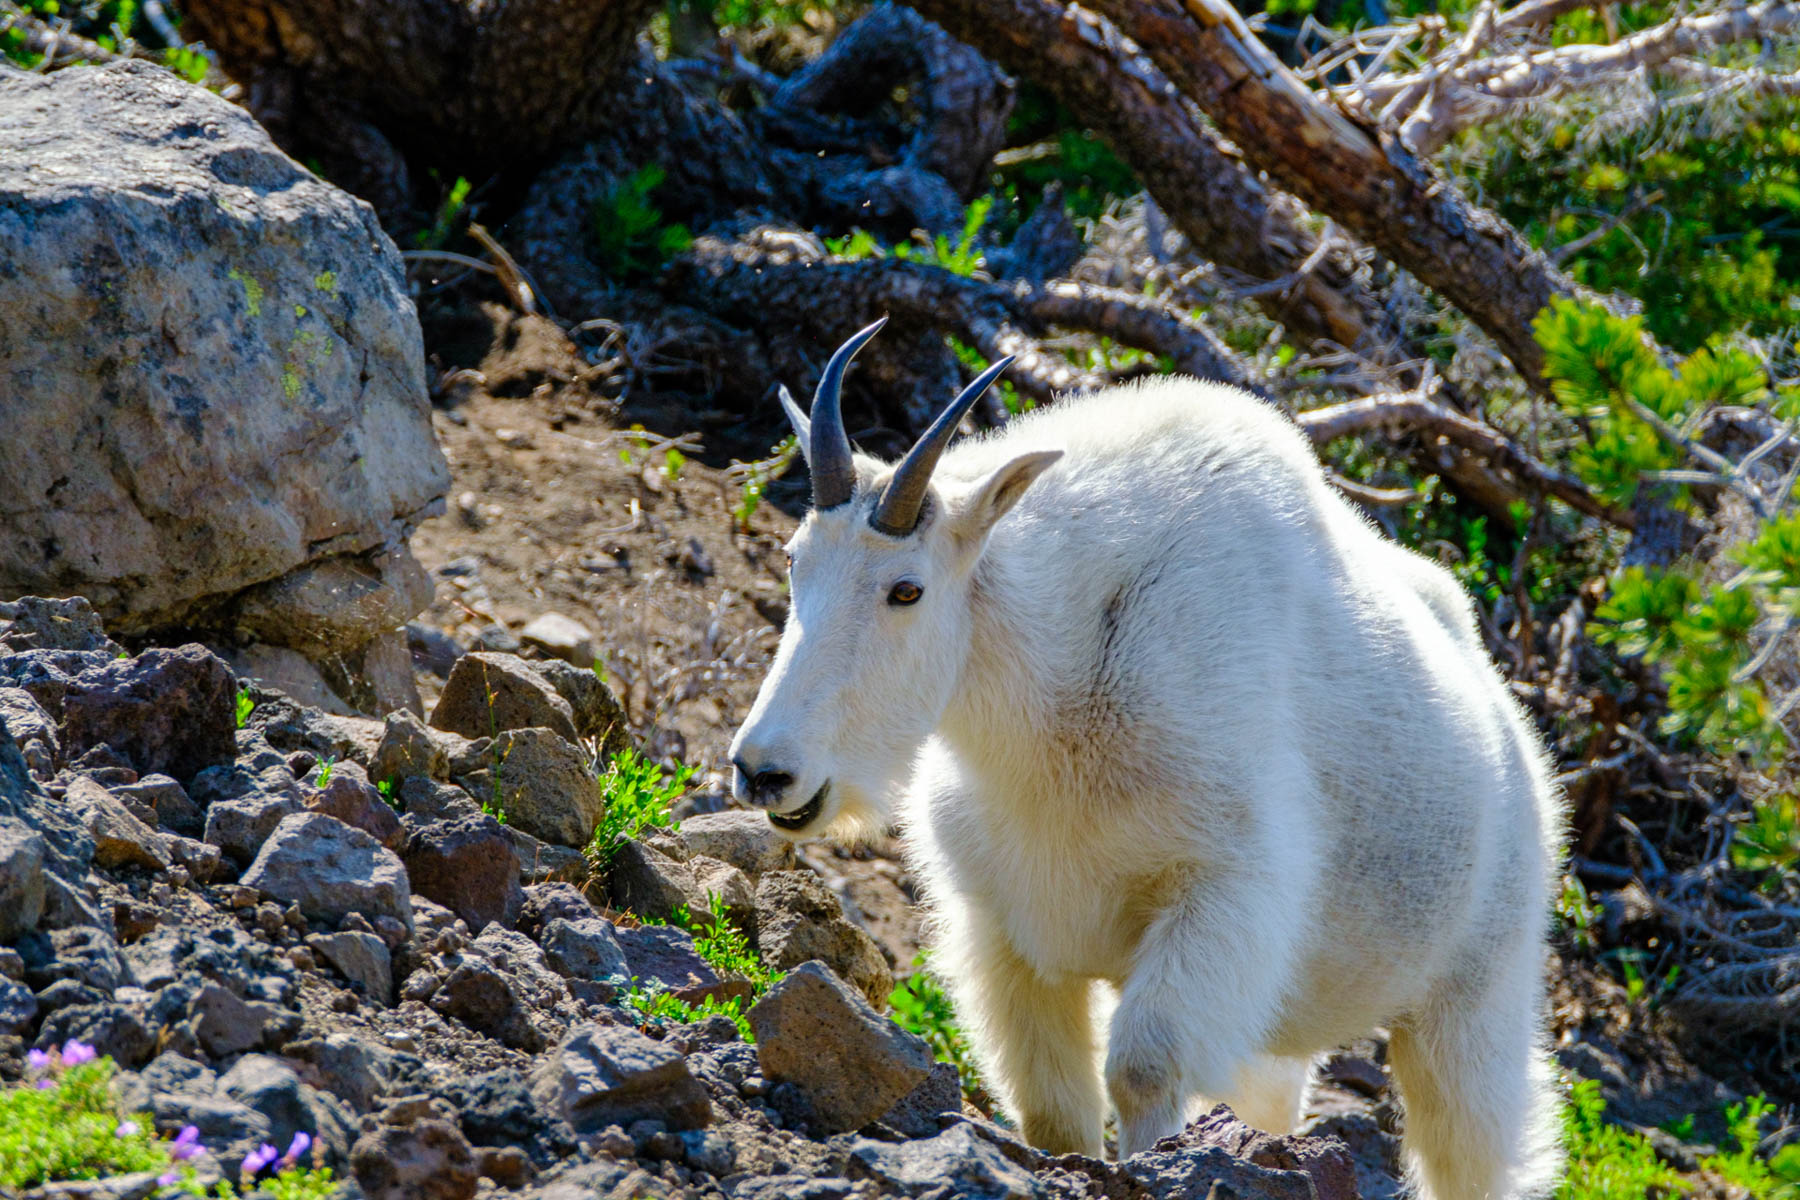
[1107,868,1294,1158]
[938,912,1104,1157]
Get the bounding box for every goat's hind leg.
[1387,954,1561,1200]
[1218,1054,1314,1134]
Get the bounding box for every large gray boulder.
[0,62,447,712]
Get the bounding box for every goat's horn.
[870,356,1015,536]
[808,317,886,509]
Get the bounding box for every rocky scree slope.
[0,595,1396,1199]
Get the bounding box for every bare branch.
[1295,392,1634,526]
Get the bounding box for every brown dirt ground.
[409,302,924,970]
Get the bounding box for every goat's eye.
[888,581,923,607]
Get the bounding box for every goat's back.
[928,378,1559,1022]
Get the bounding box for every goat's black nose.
[733,757,794,808]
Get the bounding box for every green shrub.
[587,747,695,869]
[888,959,980,1096]
[590,166,693,283]
[1537,299,1798,759]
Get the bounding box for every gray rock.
[881,1060,963,1138]
[518,882,600,933]
[689,855,757,934]
[309,930,394,1004]
[540,917,629,984]
[219,1054,357,1168]
[520,613,598,667]
[1110,1106,1353,1200]
[351,1118,480,1200]
[285,1033,403,1113]
[19,925,124,993]
[372,709,455,786]
[529,658,632,757]
[749,961,933,1135]
[181,983,272,1058]
[0,686,59,780]
[0,62,447,648]
[407,623,464,679]
[202,789,306,866]
[35,1002,157,1067]
[504,825,589,884]
[531,1023,712,1133]
[846,1123,1043,1199]
[403,812,522,932]
[113,774,201,837]
[456,727,598,848]
[0,597,120,655]
[608,839,708,923]
[240,812,413,932]
[0,976,36,1035]
[58,646,237,783]
[0,815,47,938]
[221,642,356,715]
[615,923,720,995]
[430,653,579,743]
[677,810,796,878]
[305,759,404,849]
[429,951,541,1051]
[732,1176,857,1200]
[400,775,482,823]
[62,776,169,872]
[756,871,893,1008]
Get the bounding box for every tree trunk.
[180,0,664,202]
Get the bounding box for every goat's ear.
[778,385,813,466]
[949,450,1062,546]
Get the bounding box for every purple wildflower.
[158,1171,181,1187]
[170,1125,202,1161]
[26,1048,51,1071]
[34,1078,54,1090]
[116,1120,141,1138]
[281,1131,312,1167]
[241,1143,278,1178]
[60,1040,98,1066]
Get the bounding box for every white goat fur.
[732,376,1566,1199]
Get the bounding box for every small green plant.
[313,755,335,788]
[663,447,686,482]
[888,958,980,1096]
[1732,793,1800,875]
[1558,1077,1688,1200]
[2,1046,166,1190]
[1699,1094,1800,1196]
[415,176,472,251]
[825,196,995,277]
[619,984,755,1040]
[624,893,781,1041]
[234,685,255,730]
[375,778,398,809]
[732,434,799,533]
[586,747,695,868]
[590,165,693,282]
[1556,875,1602,953]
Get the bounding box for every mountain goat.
[730,320,1566,1200]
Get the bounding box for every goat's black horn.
[870,356,1014,536]
[808,317,886,509]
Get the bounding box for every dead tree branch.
[1084,0,1589,389]
[897,0,1395,355]
[1351,0,1800,152]
[1295,392,1634,526]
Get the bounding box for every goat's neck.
[935,549,1060,777]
